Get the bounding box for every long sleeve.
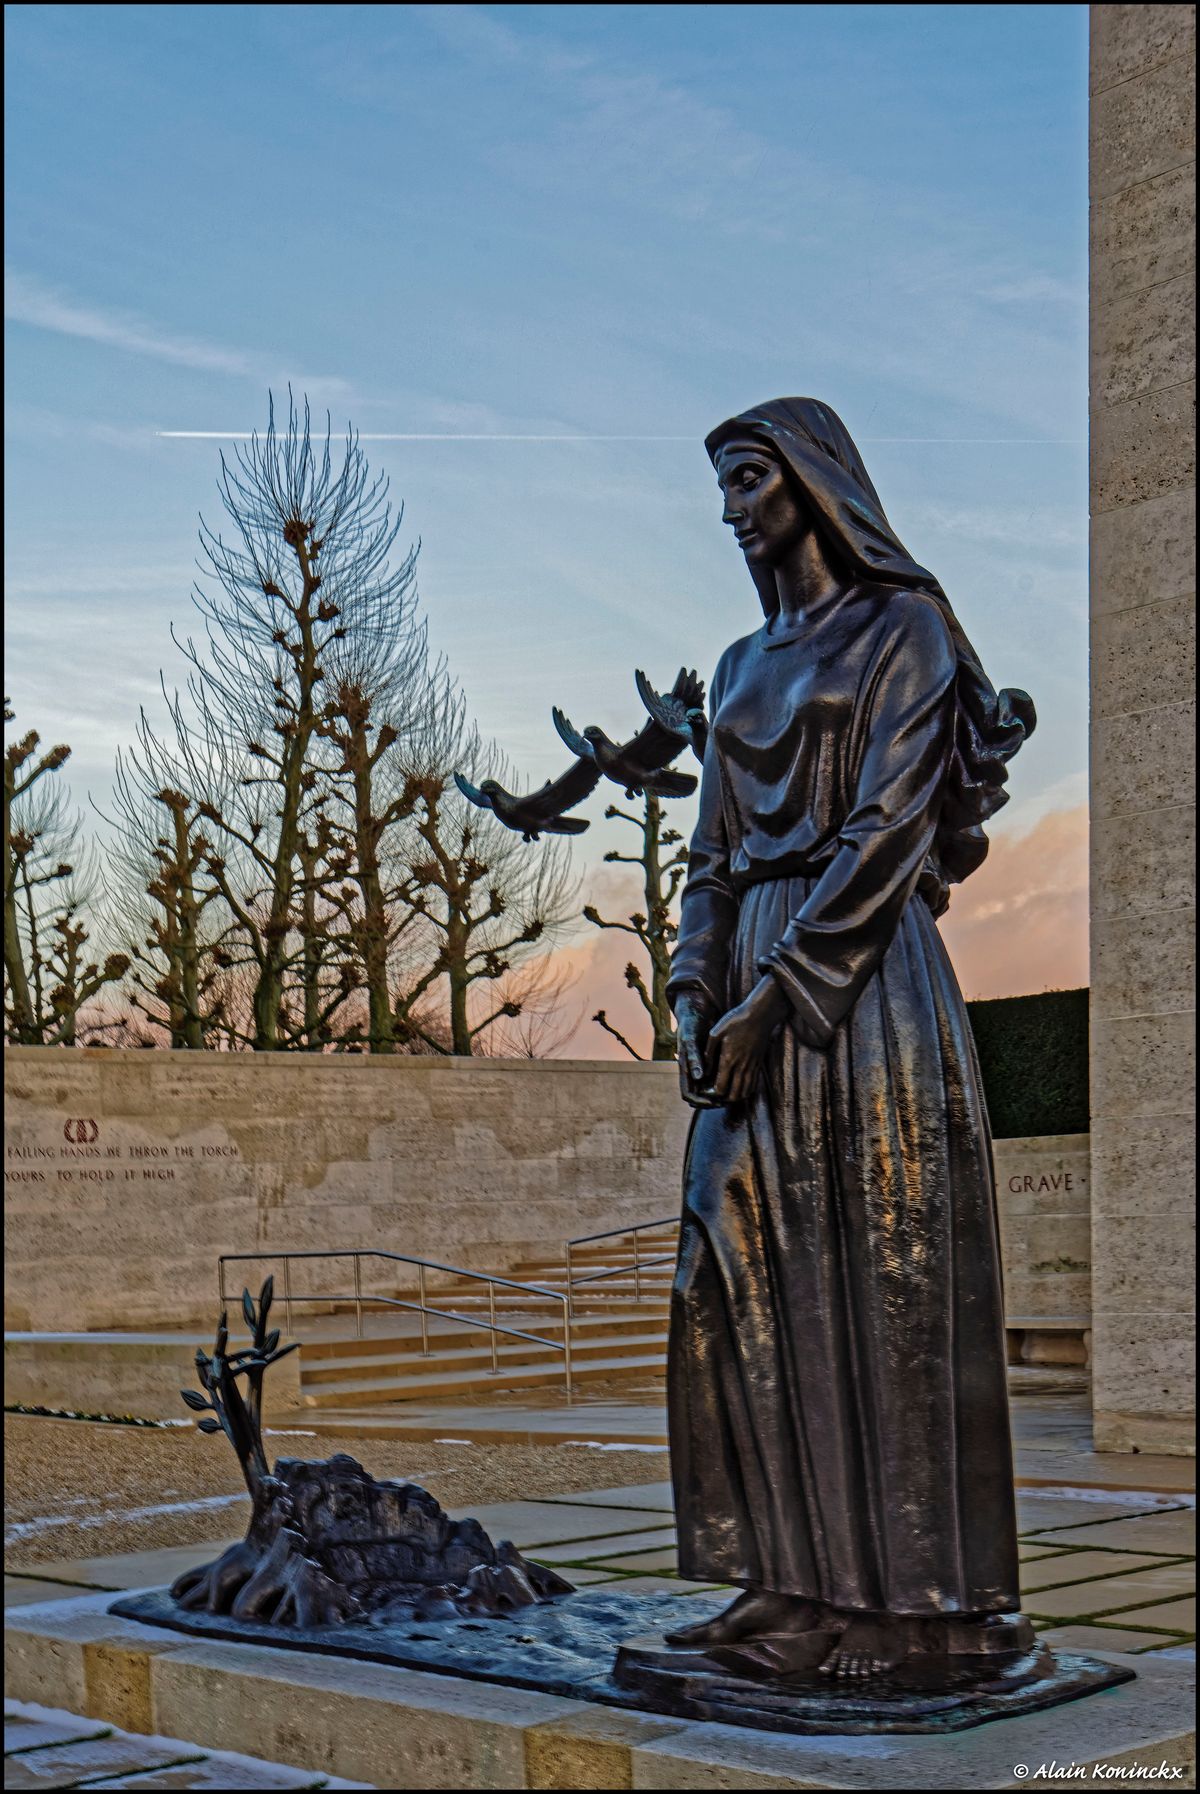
[666,692,737,1020]
[759,594,957,1049]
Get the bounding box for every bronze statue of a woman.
[664,397,1036,1681]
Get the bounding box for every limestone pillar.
[1088,3,1195,1453]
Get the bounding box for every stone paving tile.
[20,1543,242,1592]
[1144,1642,1197,1662]
[444,1500,667,1548]
[1019,1548,1182,1591]
[4,1578,92,1610]
[589,1576,723,1595]
[579,1546,681,1573]
[528,1525,677,1564]
[1014,1492,1189,1532]
[540,1482,675,1511]
[1026,1564,1197,1620]
[1109,1596,1196,1632]
[1,1735,202,1787]
[1037,1622,1171,1653]
[4,1714,108,1753]
[1017,1543,1072,1561]
[1024,1509,1197,1554]
[87,1761,329,1788]
[551,1565,622,1584]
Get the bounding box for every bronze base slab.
[613,1628,1134,1735]
[114,1586,1134,1738]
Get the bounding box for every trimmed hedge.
[966,988,1089,1140]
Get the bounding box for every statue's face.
[715,439,808,568]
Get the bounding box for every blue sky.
[4,3,1090,1011]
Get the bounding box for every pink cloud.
[549,804,1089,1055]
[938,804,1089,1000]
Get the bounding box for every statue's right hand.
[675,997,710,1104]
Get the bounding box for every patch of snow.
[433,1437,473,1445]
[1024,1486,1195,1509]
[563,1440,666,1452]
[5,1491,248,1545]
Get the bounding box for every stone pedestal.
[1088,3,1196,1455]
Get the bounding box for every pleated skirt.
[668,875,1021,1616]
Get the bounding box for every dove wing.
[635,668,684,730]
[453,771,492,809]
[670,665,706,712]
[551,707,592,759]
[523,756,602,822]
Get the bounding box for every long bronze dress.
[666,568,1022,1619]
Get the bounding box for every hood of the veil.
[705,397,1036,897]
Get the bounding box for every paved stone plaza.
[5,1390,1195,1788]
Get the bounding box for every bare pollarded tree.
[103,697,236,1049]
[170,391,422,1050]
[401,730,582,1057]
[4,702,130,1046]
[584,791,688,1061]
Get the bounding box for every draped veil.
[705,398,1036,905]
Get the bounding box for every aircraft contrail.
[155,431,1083,444]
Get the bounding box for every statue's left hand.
[706,976,790,1103]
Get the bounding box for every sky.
[4,3,1090,1052]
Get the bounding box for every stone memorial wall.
[5,1047,1089,1337]
[1088,2,1195,1454]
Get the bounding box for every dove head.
[583,726,606,744]
[479,779,503,798]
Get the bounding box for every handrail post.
[488,1280,499,1373]
[418,1263,430,1357]
[283,1258,293,1335]
[565,1238,574,1321]
[633,1227,641,1303]
[353,1254,363,1340]
[561,1293,573,1401]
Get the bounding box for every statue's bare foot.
[819,1616,912,1680]
[664,1587,823,1648]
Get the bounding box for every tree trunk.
[643,796,677,1061]
[446,914,472,1055]
[352,749,394,1054]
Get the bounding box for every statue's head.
[713,435,813,573]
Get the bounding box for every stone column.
[1088,4,1195,1454]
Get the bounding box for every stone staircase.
[297,1230,677,1409]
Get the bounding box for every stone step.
[383,1291,670,1320]
[299,1310,669,1362]
[275,1405,673,1447]
[300,1349,669,1407]
[301,1328,670,1387]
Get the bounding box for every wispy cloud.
[155,430,698,442]
[4,269,356,406]
[5,268,258,375]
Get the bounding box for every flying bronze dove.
[635,667,709,764]
[551,666,703,801]
[452,761,600,842]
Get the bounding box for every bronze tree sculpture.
[171,1279,573,1627]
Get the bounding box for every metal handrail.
[567,1216,678,1249]
[568,1253,675,1287]
[565,1216,680,1313]
[218,1249,573,1399]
